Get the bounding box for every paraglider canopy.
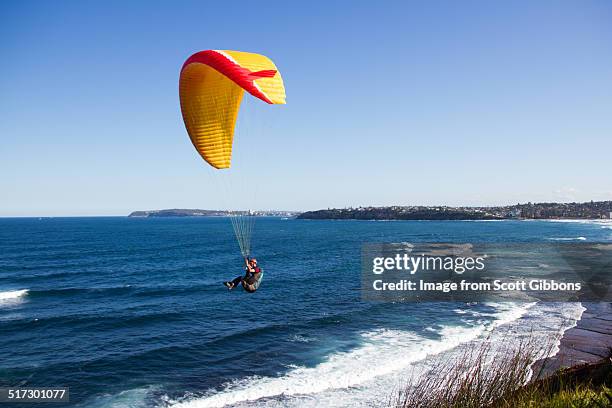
[178,49,286,258]
[179,50,286,169]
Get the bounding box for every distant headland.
[128,209,299,217]
[297,200,612,221]
[129,201,612,221]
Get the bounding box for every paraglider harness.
[242,258,264,293]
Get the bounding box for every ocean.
[1,217,611,407]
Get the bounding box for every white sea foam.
[547,237,587,241]
[168,302,583,408]
[0,289,28,306]
[544,219,612,232]
[77,386,155,408]
[484,302,536,330]
[545,219,612,225]
[524,302,586,382]
[170,303,539,408]
[288,334,315,343]
[171,325,487,408]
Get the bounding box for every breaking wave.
[0,289,29,306]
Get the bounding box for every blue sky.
[1,1,611,216]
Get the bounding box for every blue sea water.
[0,218,610,407]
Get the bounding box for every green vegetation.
[509,383,612,408]
[299,200,612,220]
[389,339,612,408]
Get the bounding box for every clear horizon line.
[2,199,611,218]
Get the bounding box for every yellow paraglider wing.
[179,50,286,169]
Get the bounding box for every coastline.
[535,302,612,378]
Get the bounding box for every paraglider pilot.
[224,258,262,291]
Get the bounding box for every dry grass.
[388,335,612,408]
[389,337,550,408]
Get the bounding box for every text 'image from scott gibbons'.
[362,243,612,302]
